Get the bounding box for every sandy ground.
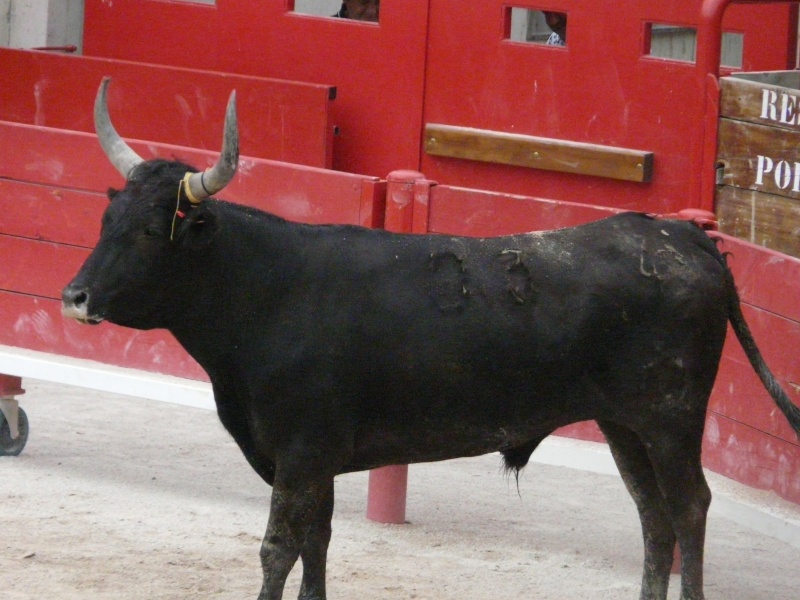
[1,380,799,599]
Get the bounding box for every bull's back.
[336,214,731,466]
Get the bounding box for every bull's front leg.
[257,477,334,600]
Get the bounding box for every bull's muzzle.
[61,284,103,325]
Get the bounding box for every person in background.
[335,0,380,22]
[543,11,567,46]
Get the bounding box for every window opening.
[647,24,698,63]
[507,8,567,47]
[721,32,743,68]
[645,23,743,68]
[293,0,380,23]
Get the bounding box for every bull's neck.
[167,205,304,374]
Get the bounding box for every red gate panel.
[421,1,796,213]
[82,0,430,179]
[0,47,335,168]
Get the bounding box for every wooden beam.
[424,123,653,183]
[716,185,800,260]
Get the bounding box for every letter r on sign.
[760,90,778,121]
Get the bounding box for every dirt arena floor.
[1,379,799,599]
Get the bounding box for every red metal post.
[366,465,409,524]
[672,546,682,575]
[365,170,428,524]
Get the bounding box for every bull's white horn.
[185,91,240,202]
[94,77,144,179]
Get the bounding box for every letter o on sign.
[775,160,792,190]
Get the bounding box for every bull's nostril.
[61,285,102,324]
[62,285,90,308]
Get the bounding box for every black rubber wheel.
[0,406,29,456]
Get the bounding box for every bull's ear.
[175,205,218,248]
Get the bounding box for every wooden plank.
[716,185,800,259]
[0,292,207,381]
[0,47,336,168]
[0,121,119,192]
[0,179,105,247]
[720,75,800,131]
[736,303,800,392]
[425,185,621,237]
[714,318,800,445]
[703,411,800,505]
[725,71,800,90]
[714,352,800,444]
[715,231,800,323]
[424,124,653,183]
[717,118,800,200]
[0,236,90,299]
[0,120,383,227]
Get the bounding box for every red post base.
[366,465,408,524]
[671,545,682,575]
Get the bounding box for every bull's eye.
[144,226,163,237]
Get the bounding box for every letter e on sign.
[780,93,798,125]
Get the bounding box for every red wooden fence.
[80,0,796,215]
[0,47,336,168]
[0,118,383,381]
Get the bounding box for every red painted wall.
[420,1,795,212]
[0,47,335,168]
[81,1,795,213]
[82,0,430,179]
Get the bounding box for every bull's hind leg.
[298,482,334,600]
[597,420,674,600]
[258,476,334,600]
[639,425,711,600]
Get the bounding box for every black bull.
[62,82,800,600]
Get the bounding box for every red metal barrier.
[81,1,795,211]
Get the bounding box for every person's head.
[342,0,380,22]
[543,11,567,42]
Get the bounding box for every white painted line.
[533,436,800,549]
[0,344,214,410]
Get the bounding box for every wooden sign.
[716,73,800,258]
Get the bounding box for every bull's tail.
[725,266,800,436]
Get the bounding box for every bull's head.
[61,78,239,329]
